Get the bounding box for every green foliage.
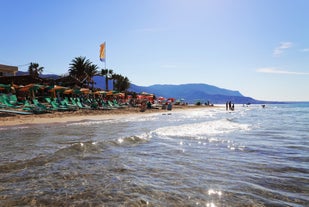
[69,56,98,86]
[112,73,130,92]
[28,62,44,78]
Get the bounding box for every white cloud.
[273,42,293,57]
[257,67,309,75]
[301,48,309,52]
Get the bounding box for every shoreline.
[1,105,221,127]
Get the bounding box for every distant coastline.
[7,72,306,104]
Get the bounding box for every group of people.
[226,101,235,111]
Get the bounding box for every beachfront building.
[0,64,18,77]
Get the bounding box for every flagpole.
[105,41,107,70]
[105,42,107,90]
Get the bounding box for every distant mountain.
[13,72,268,103]
[17,71,60,79]
[129,83,262,104]
[93,76,113,90]
[40,74,60,79]
[16,71,29,76]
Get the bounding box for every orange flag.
[99,42,106,62]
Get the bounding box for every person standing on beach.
[228,101,232,111]
[226,101,229,111]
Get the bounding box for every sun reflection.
[206,202,216,207]
[208,189,222,196]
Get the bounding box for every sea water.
[0,104,308,206]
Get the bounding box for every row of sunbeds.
[0,94,127,114]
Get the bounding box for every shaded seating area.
[0,83,130,115]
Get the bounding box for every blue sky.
[1,0,308,101]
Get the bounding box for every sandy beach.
[1,105,217,127]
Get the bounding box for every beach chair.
[63,97,77,108]
[108,100,123,109]
[76,100,91,109]
[24,99,49,114]
[9,94,22,105]
[33,99,52,112]
[60,100,78,111]
[22,100,35,112]
[2,97,20,108]
[0,95,8,108]
[113,100,127,108]
[101,101,115,110]
[70,97,79,107]
[45,97,52,104]
[49,100,71,111]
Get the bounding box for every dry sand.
[1,105,219,127]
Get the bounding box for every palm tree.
[86,64,99,89]
[113,73,130,92]
[28,62,44,78]
[101,69,113,90]
[69,56,97,86]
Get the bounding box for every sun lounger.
[49,100,71,111]
[32,99,52,113]
[60,100,78,110]
[9,94,22,105]
[76,100,91,109]
[1,97,21,108]
[113,100,127,108]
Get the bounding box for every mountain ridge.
[16,73,269,104]
[129,83,259,104]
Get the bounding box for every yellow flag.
[100,42,106,62]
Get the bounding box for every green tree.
[113,73,130,92]
[101,69,113,91]
[69,57,98,86]
[28,62,44,78]
[86,64,99,89]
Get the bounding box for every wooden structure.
[0,64,18,76]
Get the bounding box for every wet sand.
[1,105,218,127]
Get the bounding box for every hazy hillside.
[93,76,113,89]
[17,71,60,79]
[129,83,259,104]
[13,73,262,103]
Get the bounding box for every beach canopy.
[63,88,94,95]
[114,92,125,97]
[106,90,117,96]
[140,92,153,96]
[48,85,67,93]
[18,84,45,92]
[80,88,90,94]
[63,89,73,94]
[93,90,107,95]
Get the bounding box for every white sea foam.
[152,119,250,139]
[66,119,111,127]
[117,132,152,144]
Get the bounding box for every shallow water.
[1,104,308,206]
